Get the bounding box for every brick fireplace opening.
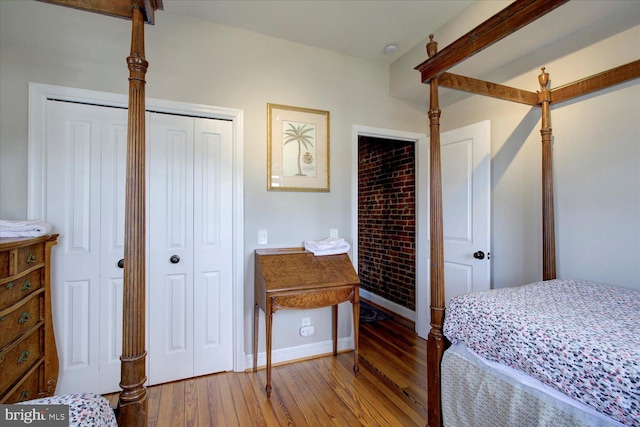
[357,135,416,312]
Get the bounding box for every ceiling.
[160,1,639,102]
[161,0,473,64]
[161,1,638,65]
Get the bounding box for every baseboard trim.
[244,337,354,371]
[358,288,415,322]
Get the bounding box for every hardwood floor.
[105,309,427,426]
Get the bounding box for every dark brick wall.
[358,136,416,310]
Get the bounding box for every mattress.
[443,279,640,425]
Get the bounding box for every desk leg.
[352,295,360,376]
[265,306,273,397]
[332,305,338,356]
[253,304,259,373]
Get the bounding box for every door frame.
[351,125,430,338]
[27,82,245,371]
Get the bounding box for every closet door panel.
[46,101,104,394]
[167,274,188,351]
[148,113,195,385]
[99,111,128,393]
[193,119,234,375]
[65,280,91,368]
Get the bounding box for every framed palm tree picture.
[267,103,330,192]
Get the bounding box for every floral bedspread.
[18,393,117,427]
[443,279,640,426]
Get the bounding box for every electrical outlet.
[329,229,338,238]
[299,325,315,336]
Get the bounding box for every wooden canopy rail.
[37,0,161,24]
[35,0,162,426]
[414,0,640,426]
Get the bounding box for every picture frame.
[267,103,330,192]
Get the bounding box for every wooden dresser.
[0,235,59,403]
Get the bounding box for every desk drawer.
[273,288,354,310]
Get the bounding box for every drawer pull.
[6,281,15,290]
[0,315,5,321]
[18,350,30,364]
[18,390,29,402]
[26,253,37,264]
[22,280,32,291]
[18,311,31,324]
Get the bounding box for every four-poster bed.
[414,0,640,426]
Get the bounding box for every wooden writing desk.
[253,248,360,396]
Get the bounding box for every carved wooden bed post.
[538,67,556,280]
[118,1,149,425]
[425,34,446,427]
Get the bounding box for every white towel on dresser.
[0,219,52,238]
[304,237,350,256]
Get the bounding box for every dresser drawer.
[0,269,42,308]
[0,292,43,349]
[1,363,43,403]
[0,328,43,393]
[15,243,44,276]
[0,250,10,279]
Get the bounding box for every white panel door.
[148,113,195,385]
[418,121,491,339]
[98,110,128,392]
[441,121,491,306]
[192,118,234,376]
[148,113,234,385]
[46,101,128,394]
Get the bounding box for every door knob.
[473,251,485,260]
[170,255,180,264]
[117,259,124,269]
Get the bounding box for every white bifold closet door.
[45,101,233,394]
[147,112,233,385]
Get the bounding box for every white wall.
[0,1,427,362]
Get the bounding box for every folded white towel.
[304,237,350,256]
[308,243,350,256]
[0,219,52,238]
[304,237,344,250]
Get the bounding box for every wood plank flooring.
[105,308,427,426]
